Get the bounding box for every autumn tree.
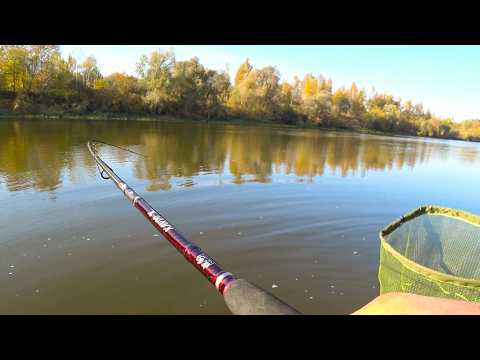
[203,70,231,119]
[301,91,333,125]
[0,45,29,92]
[136,50,176,114]
[332,88,352,118]
[80,56,101,89]
[234,59,252,86]
[0,45,478,142]
[348,82,366,122]
[94,72,144,113]
[229,62,281,121]
[302,74,319,99]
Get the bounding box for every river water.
[1,118,479,314]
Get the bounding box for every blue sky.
[60,45,480,121]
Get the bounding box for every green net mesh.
[379,205,480,302]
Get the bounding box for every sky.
[60,45,480,122]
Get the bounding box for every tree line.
[1,45,479,141]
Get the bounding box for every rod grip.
[223,279,301,315]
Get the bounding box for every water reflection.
[0,118,479,195]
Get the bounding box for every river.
[1,117,479,314]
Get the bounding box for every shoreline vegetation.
[0,111,458,143]
[1,45,479,142]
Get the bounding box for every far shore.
[0,110,476,143]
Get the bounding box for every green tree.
[136,50,175,114]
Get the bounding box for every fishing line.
[90,140,146,179]
[90,139,146,158]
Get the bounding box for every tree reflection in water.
[0,118,478,196]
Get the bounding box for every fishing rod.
[87,140,300,315]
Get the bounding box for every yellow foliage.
[234,59,252,87]
[94,78,107,90]
[302,75,319,99]
[281,82,292,96]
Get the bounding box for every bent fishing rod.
[87,140,300,315]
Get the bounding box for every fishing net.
[379,205,480,302]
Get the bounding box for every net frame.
[379,205,480,295]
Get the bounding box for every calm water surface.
[1,118,479,314]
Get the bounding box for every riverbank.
[0,110,475,143]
